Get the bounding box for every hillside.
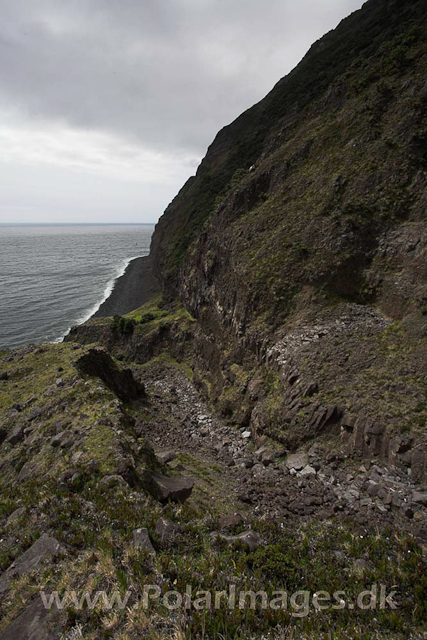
[1,0,427,638]
[149,0,427,479]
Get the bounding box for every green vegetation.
[111,315,136,336]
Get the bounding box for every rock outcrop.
[75,348,145,402]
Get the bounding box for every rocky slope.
[149,0,427,482]
[1,0,427,638]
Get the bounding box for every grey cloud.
[0,0,364,156]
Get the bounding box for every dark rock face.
[75,348,145,402]
[0,371,8,381]
[140,0,427,481]
[141,471,194,503]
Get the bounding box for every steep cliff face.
[150,0,427,475]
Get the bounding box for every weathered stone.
[133,528,156,556]
[154,518,181,544]
[376,502,388,514]
[156,451,176,464]
[218,513,243,529]
[75,348,145,402]
[299,465,316,477]
[286,452,308,471]
[412,491,427,507]
[377,486,391,503]
[411,450,426,483]
[0,596,60,640]
[55,378,65,388]
[6,507,26,528]
[100,474,128,488]
[0,534,62,594]
[0,371,8,381]
[211,530,261,551]
[302,382,319,397]
[352,558,374,574]
[7,426,24,446]
[242,431,251,439]
[50,431,73,448]
[17,460,41,483]
[367,482,379,497]
[141,471,194,503]
[71,451,84,464]
[57,469,81,486]
[261,450,277,466]
[28,408,42,422]
[391,493,402,508]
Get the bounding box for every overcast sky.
[0,0,364,224]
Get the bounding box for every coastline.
[92,255,159,318]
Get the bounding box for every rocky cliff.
[149,0,427,481]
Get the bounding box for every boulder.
[156,451,176,464]
[28,408,42,422]
[6,507,26,528]
[100,474,128,489]
[0,371,8,381]
[7,426,25,446]
[141,471,194,503]
[218,513,243,529]
[412,491,427,507]
[261,450,276,466]
[211,530,261,551]
[57,469,81,487]
[0,596,60,640]
[71,451,84,465]
[133,528,156,556]
[17,460,41,483]
[154,518,181,544]
[299,465,316,477]
[0,534,62,594]
[50,431,73,449]
[75,348,145,403]
[286,452,308,471]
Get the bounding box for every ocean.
[0,224,154,349]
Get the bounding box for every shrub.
[111,315,136,336]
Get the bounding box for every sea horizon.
[0,222,156,226]
[0,223,154,349]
